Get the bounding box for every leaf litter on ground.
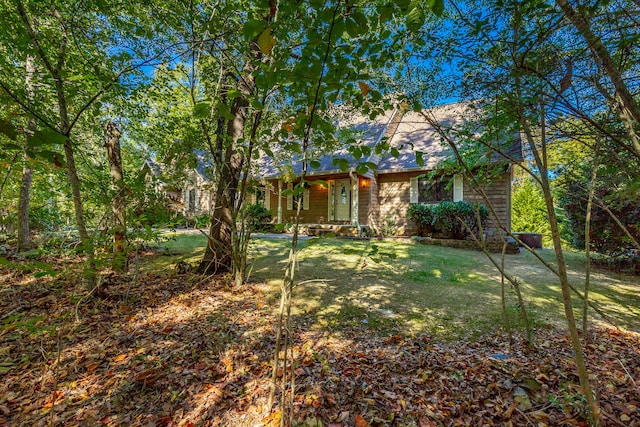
[0,263,639,426]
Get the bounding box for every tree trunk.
[199,55,255,276]
[17,155,34,252]
[17,55,36,252]
[105,122,127,272]
[519,109,603,426]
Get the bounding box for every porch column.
[277,179,283,224]
[351,175,359,226]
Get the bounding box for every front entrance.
[334,179,351,221]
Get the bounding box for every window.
[249,186,271,210]
[410,175,463,204]
[418,178,453,203]
[188,189,196,212]
[287,182,309,211]
[256,187,266,206]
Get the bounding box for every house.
[141,151,214,217]
[252,102,522,236]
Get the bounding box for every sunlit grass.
[147,233,640,340]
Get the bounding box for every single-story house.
[252,102,523,236]
[141,152,214,217]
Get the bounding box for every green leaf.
[243,19,267,41]
[310,159,321,169]
[257,28,276,55]
[429,0,445,16]
[0,119,18,140]
[346,14,368,37]
[332,157,350,171]
[216,102,235,120]
[37,150,66,168]
[416,151,425,166]
[27,129,67,147]
[355,163,369,175]
[227,89,242,100]
[309,179,328,188]
[406,4,426,32]
[1,143,21,152]
[193,102,211,119]
[391,147,400,158]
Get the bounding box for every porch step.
[307,224,372,238]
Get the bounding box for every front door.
[334,179,351,221]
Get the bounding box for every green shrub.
[406,204,435,236]
[244,203,272,232]
[512,179,552,246]
[407,201,488,239]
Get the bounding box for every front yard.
[2,233,639,426]
[155,233,640,338]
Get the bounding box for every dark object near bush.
[515,232,543,249]
[407,201,489,240]
[244,203,272,232]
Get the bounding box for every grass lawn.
[152,232,640,340]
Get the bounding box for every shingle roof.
[255,109,396,178]
[256,102,523,178]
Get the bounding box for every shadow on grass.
[141,233,640,337]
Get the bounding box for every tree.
[0,0,176,282]
[393,0,640,421]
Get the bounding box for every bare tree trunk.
[17,55,36,251]
[519,107,603,426]
[199,52,256,276]
[17,153,34,251]
[105,122,127,272]
[582,157,599,336]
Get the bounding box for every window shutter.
[264,187,271,210]
[287,183,293,210]
[303,188,310,210]
[453,175,464,202]
[410,177,419,203]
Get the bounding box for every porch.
[258,173,374,230]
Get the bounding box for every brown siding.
[368,175,380,230]
[463,170,512,234]
[265,179,279,220]
[375,170,513,236]
[376,171,423,235]
[358,177,371,225]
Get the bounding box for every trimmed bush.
[406,204,435,236]
[407,201,489,240]
[244,203,272,232]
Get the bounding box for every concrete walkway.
[163,228,311,241]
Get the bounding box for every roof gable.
[256,101,523,178]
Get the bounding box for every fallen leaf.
[355,414,368,427]
[113,354,127,363]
